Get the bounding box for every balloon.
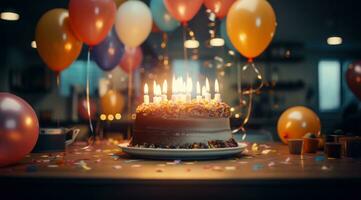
[69,0,116,46]
[78,98,97,120]
[114,0,126,7]
[35,9,82,72]
[0,93,39,167]
[100,90,125,115]
[346,61,361,100]
[115,1,152,48]
[204,0,235,19]
[220,18,236,52]
[164,0,203,24]
[227,0,276,59]
[150,0,180,32]
[119,47,143,74]
[277,106,321,144]
[152,22,161,33]
[93,27,124,71]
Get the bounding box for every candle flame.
[162,80,167,94]
[205,77,210,92]
[144,83,149,94]
[215,79,219,93]
[197,81,201,95]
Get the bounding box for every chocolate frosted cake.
[130,100,238,149]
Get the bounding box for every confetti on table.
[76,160,92,171]
[131,164,141,168]
[261,149,272,155]
[47,164,59,168]
[259,144,271,149]
[238,161,248,164]
[252,163,264,171]
[40,155,49,158]
[155,168,164,173]
[225,166,236,171]
[315,156,325,162]
[94,159,102,163]
[251,143,259,151]
[242,133,247,141]
[212,166,223,171]
[268,161,275,167]
[26,165,38,173]
[184,162,195,165]
[42,159,50,163]
[125,160,139,163]
[113,165,122,170]
[281,157,291,164]
[321,165,329,170]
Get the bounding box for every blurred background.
[1,0,360,141]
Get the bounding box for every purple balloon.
[93,27,124,71]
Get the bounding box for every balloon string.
[182,25,189,73]
[56,72,60,128]
[86,48,94,142]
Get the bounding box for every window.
[318,60,341,111]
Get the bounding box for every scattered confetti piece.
[259,144,271,149]
[261,149,272,155]
[76,160,92,171]
[155,168,164,173]
[40,155,49,158]
[238,161,248,164]
[321,165,329,170]
[94,159,102,163]
[113,165,122,170]
[184,162,195,165]
[281,157,291,164]
[251,143,259,151]
[315,156,325,162]
[42,159,50,163]
[131,164,141,168]
[268,161,275,167]
[212,166,223,171]
[225,166,236,170]
[47,164,59,168]
[125,160,139,163]
[26,165,38,172]
[252,163,264,171]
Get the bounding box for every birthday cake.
[130,100,238,149]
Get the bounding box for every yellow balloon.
[277,106,321,144]
[226,0,276,59]
[100,90,125,115]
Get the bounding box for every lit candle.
[144,83,150,105]
[180,80,187,102]
[214,79,221,102]
[186,77,192,102]
[153,84,162,104]
[205,78,211,102]
[162,80,168,101]
[171,76,177,102]
[196,81,202,101]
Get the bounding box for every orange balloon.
[164,0,203,24]
[277,106,321,144]
[35,9,82,72]
[226,0,276,59]
[100,90,125,115]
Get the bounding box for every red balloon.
[164,0,203,24]
[69,0,116,46]
[0,93,39,167]
[119,47,143,74]
[78,98,97,120]
[346,61,361,100]
[204,0,235,19]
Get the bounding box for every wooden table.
[1,140,360,200]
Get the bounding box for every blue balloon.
[150,0,180,32]
[93,27,124,71]
[220,18,237,52]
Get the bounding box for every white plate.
[119,142,247,160]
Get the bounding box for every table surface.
[1,140,360,181]
[1,140,361,200]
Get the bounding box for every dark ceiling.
[1,0,361,65]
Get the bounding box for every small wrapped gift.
[303,133,319,153]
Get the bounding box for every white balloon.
[115,1,152,47]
